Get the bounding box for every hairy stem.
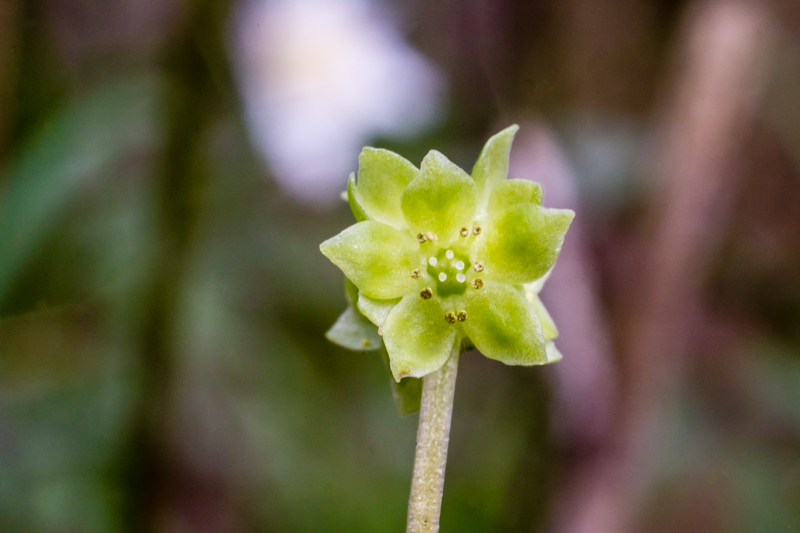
[406,343,460,533]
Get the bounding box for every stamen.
[411,269,421,279]
[456,273,466,283]
[445,249,454,259]
[428,257,438,267]
[426,231,437,242]
[460,226,469,237]
[471,278,484,289]
[417,233,427,243]
[438,273,447,282]
[457,310,467,322]
[377,326,383,336]
[444,312,456,324]
[473,261,484,272]
[420,287,433,299]
[454,260,465,271]
[473,226,482,235]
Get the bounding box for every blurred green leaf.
[0,76,164,306]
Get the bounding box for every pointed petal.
[382,293,457,380]
[487,179,543,214]
[474,204,574,284]
[461,281,547,365]
[472,125,519,205]
[357,292,400,327]
[325,306,382,351]
[320,221,420,299]
[545,341,563,363]
[344,277,360,308]
[401,150,478,241]
[347,172,369,222]
[524,267,553,296]
[355,148,419,228]
[528,293,558,340]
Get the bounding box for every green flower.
[321,125,574,381]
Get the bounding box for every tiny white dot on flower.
[445,250,454,259]
[429,257,438,267]
[454,260,465,271]
[438,272,447,282]
[456,273,466,283]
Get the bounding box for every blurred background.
[0,0,799,531]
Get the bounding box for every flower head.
[321,125,574,380]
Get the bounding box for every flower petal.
[487,179,543,214]
[528,293,558,340]
[355,148,419,228]
[461,281,547,365]
[325,306,382,351]
[382,293,457,380]
[320,221,420,299]
[347,172,369,222]
[401,150,478,241]
[475,204,574,284]
[545,341,563,363]
[357,293,400,327]
[472,125,518,207]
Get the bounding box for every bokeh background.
[1,0,799,531]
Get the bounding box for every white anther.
[454,260,465,271]
[456,273,466,283]
[429,257,438,267]
[438,273,447,282]
[445,249,454,259]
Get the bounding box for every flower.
[321,126,574,380]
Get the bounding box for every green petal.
[382,293,457,380]
[545,341,563,363]
[487,179,543,214]
[354,148,419,228]
[320,221,420,299]
[357,292,400,327]
[472,125,519,205]
[344,277,360,309]
[325,306,382,351]
[461,281,546,365]
[528,293,558,340]
[347,172,369,222]
[401,150,478,241]
[475,204,574,284]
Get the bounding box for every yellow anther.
[411,269,421,279]
[420,288,433,299]
[444,312,456,323]
[426,231,437,242]
[457,310,467,322]
[377,326,383,336]
[473,261,484,272]
[471,278,484,289]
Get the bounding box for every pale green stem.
[406,343,461,533]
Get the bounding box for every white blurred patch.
[234,0,445,205]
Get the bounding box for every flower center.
[427,248,470,298]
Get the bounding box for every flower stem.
[406,343,461,533]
